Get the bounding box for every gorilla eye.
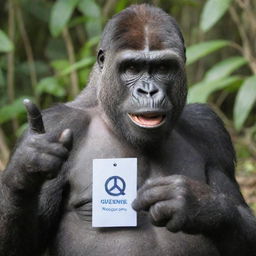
[157,64,169,74]
[125,64,141,75]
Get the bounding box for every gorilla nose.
[135,82,160,98]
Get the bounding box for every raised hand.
[4,100,73,190]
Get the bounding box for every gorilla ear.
[97,49,105,70]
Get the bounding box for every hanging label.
[92,158,137,227]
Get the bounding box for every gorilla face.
[98,48,187,147]
[96,5,187,147]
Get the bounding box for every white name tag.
[92,158,137,227]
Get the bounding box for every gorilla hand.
[3,100,73,191]
[132,175,236,234]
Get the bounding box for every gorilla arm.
[133,104,256,256]
[0,101,72,256]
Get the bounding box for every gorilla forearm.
[0,102,72,255]
[206,168,256,255]
[209,202,256,255]
[0,171,40,256]
[0,161,65,256]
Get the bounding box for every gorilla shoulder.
[176,103,236,172]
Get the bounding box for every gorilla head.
[92,5,187,147]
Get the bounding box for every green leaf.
[79,36,100,58]
[36,77,66,97]
[17,61,50,76]
[85,19,102,37]
[188,76,243,103]
[78,0,102,37]
[234,75,256,131]
[16,122,29,137]
[200,0,234,32]
[78,0,100,18]
[50,0,79,37]
[115,0,129,12]
[0,97,30,124]
[26,0,51,23]
[51,59,70,72]
[204,56,247,81]
[59,57,95,76]
[46,38,67,59]
[0,30,14,53]
[186,40,230,65]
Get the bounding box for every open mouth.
[128,113,166,128]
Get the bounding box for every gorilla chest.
[68,119,206,201]
[54,120,212,256]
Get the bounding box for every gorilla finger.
[149,200,175,226]
[29,153,63,173]
[43,143,69,159]
[24,99,45,134]
[59,129,73,150]
[166,211,186,233]
[139,175,186,194]
[132,185,172,211]
[28,139,69,159]
[50,143,69,158]
[149,198,186,226]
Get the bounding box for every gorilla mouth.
[128,113,166,128]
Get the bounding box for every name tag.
[92,158,137,227]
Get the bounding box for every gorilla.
[1,4,256,256]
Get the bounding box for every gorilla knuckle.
[150,201,167,223]
[172,175,186,186]
[166,214,185,233]
[175,196,187,210]
[145,178,155,187]
[52,144,69,158]
[40,156,62,173]
[142,189,153,203]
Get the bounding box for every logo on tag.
[105,176,126,196]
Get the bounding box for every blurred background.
[0,0,255,211]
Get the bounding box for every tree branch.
[0,126,10,169]
[16,3,38,99]
[229,5,256,74]
[7,0,18,132]
[62,27,79,98]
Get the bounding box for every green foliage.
[200,0,234,32]
[186,40,230,65]
[188,76,243,103]
[50,0,79,37]
[188,56,247,103]
[0,68,4,87]
[188,0,256,135]
[0,30,14,53]
[59,57,95,76]
[204,56,247,82]
[78,0,100,17]
[115,0,129,12]
[234,76,256,131]
[26,0,51,23]
[36,77,66,97]
[78,0,102,37]
[0,97,30,124]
